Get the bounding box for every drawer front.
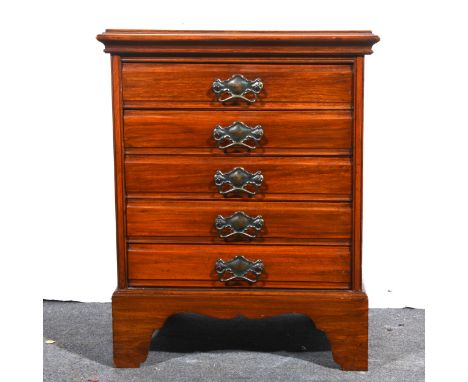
[126,200,351,242]
[122,63,352,109]
[124,110,352,154]
[125,156,351,198]
[128,244,351,289]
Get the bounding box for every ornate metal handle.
[214,167,263,196]
[212,74,263,103]
[212,121,263,151]
[216,255,264,283]
[215,211,264,239]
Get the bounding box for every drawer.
[122,63,353,109]
[124,110,352,155]
[127,244,351,289]
[126,200,351,243]
[125,156,351,200]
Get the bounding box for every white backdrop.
[2,0,467,311]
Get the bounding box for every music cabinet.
[97,30,379,370]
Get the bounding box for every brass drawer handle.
[214,167,263,196]
[212,74,263,103]
[215,211,264,240]
[216,255,264,284]
[213,121,263,151]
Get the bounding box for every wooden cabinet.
[97,30,379,370]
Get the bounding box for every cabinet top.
[97,30,379,56]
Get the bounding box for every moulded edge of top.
[96,30,380,56]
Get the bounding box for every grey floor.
[43,301,424,382]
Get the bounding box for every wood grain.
[124,110,352,152]
[127,244,350,288]
[97,30,379,372]
[122,63,352,109]
[352,57,364,290]
[121,57,356,64]
[97,29,379,56]
[125,156,352,197]
[126,200,351,241]
[124,148,351,157]
[111,55,127,289]
[112,288,368,370]
[127,236,351,246]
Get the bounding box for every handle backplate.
[212,121,263,151]
[214,167,263,196]
[215,211,264,240]
[212,74,263,103]
[215,255,264,283]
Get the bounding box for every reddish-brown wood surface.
[352,57,364,291]
[122,63,352,109]
[125,156,351,197]
[97,30,379,56]
[126,200,351,241]
[112,289,368,370]
[124,110,352,153]
[127,244,351,288]
[98,30,379,371]
[111,55,128,289]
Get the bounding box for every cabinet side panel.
[352,57,364,290]
[111,55,127,288]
